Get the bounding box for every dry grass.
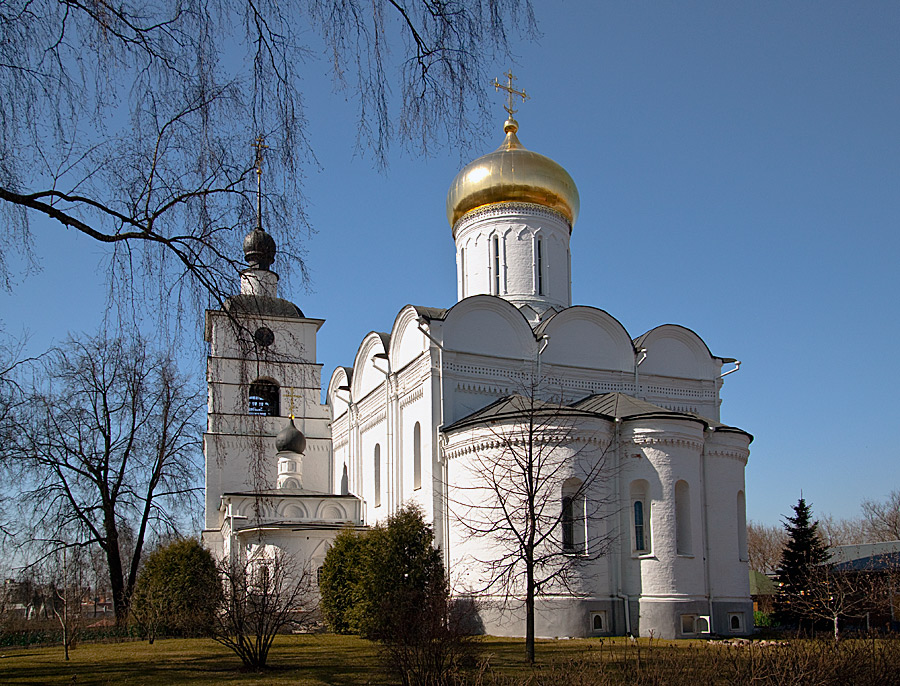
[2,634,899,685]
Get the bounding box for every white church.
[202,94,754,640]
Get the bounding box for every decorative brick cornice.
[399,386,424,409]
[360,410,386,435]
[453,202,571,237]
[706,448,749,464]
[456,380,511,396]
[397,354,430,390]
[625,435,704,451]
[444,433,610,461]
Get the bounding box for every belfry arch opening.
[248,379,280,416]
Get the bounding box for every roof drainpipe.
[718,361,741,378]
[701,428,714,635]
[535,334,550,381]
[633,349,647,397]
[618,593,632,636]
[418,317,450,569]
[613,417,632,637]
[373,353,393,513]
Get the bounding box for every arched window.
[737,490,748,560]
[561,478,584,552]
[413,422,422,490]
[374,444,381,508]
[630,480,650,553]
[492,235,501,294]
[562,496,575,549]
[634,501,646,551]
[536,236,544,296]
[249,379,279,416]
[460,248,467,298]
[675,480,692,555]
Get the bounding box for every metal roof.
[828,541,900,571]
[444,391,750,437]
[224,293,304,319]
[443,394,593,432]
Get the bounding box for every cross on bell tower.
[252,135,269,231]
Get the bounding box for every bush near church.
[130,538,220,641]
[319,504,445,638]
[318,528,369,634]
[319,504,471,685]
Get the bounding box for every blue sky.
[3,1,898,527]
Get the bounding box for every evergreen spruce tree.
[774,498,829,627]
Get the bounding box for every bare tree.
[790,562,888,641]
[817,513,869,547]
[747,521,787,575]
[2,333,202,625]
[0,0,534,322]
[862,491,900,542]
[46,545,88,660]
[449,386,615,663]
[212,546,316,670]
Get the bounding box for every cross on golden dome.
[493,71,528,118]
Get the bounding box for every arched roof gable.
[350,331,391,401]
[442,295,535,359]
[389,305,436,372]
[326,366,352,419]
[634,324,721,381]
[536,306,635,372]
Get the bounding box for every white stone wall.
[704,431,752,609]
[322,294,751,638]
[203,305,333,545]
[455,204,571,311]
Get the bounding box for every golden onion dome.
[446,117,579,232]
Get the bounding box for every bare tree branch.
[1,332,203,624]
[1,0,535,330]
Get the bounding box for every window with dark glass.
[536,237,544,295]
[493,235,501,294]
[374,444,381,507]
[634,500,646,552]
[413,422,422,490]
[249,380,279,416]
[562,495,575,550]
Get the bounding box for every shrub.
[130,538,219,641]
[319,504,474,685]
[754,610,775,627]
[318,528,368,634]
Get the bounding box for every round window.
[254,326,275,348]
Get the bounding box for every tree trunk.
[104,522,129,625]
[833,614,840,642]
[526,565,535,664]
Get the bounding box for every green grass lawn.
[0,634,653,685]
[3,633,898,685]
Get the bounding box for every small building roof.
[749,570,777,596]
[828,541,900,571]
